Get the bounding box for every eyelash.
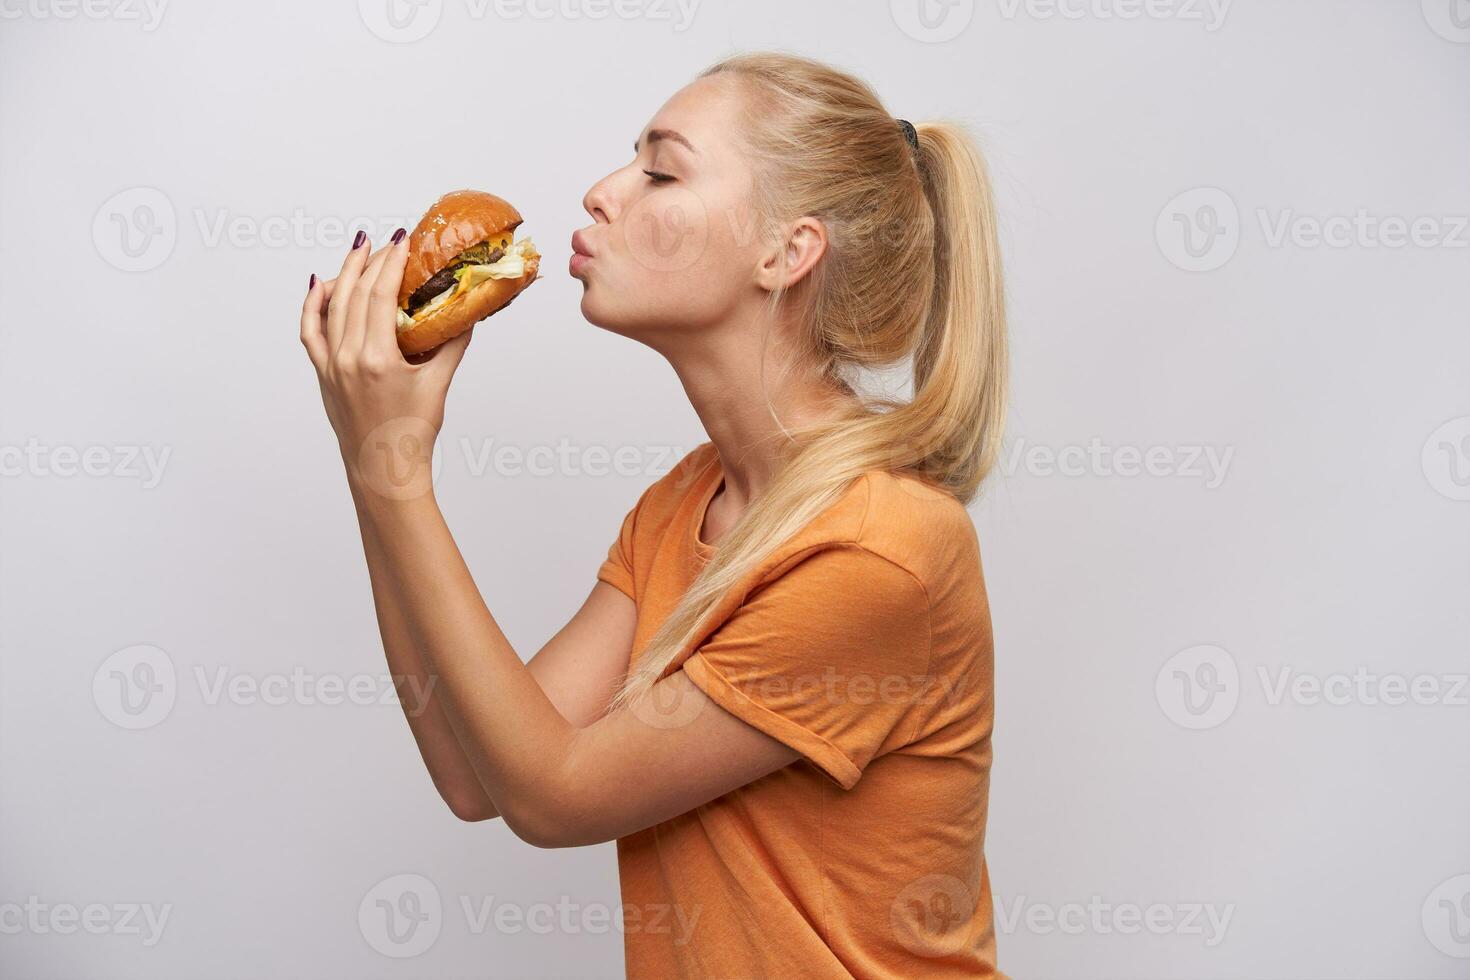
[643,169,675,184]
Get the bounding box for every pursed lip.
[571,230,595,258]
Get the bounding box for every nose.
[582,173,615,225]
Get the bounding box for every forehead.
[641,74,749,158]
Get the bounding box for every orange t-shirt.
[596,442,1000,979]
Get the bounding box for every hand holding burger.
[299,189,539,495]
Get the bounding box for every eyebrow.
[634,129,697,154]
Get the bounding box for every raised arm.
[302,235,798,843]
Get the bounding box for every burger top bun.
[398,190,524,307]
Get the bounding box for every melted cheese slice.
[397,236,535,332]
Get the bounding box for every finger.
[343,243,396,359]
[300,274,329,371]
[364,227,411,360]
[301,276,341,366]
[419,324,474,384]
[326,230,372,355]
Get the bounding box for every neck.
[664,315,853,513]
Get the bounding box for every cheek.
[618,184,715,279]
[599,188,748,322]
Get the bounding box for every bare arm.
[304,237,795,843]
[349,485,798,847]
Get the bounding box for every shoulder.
[850,469,981,592]
[752,467,979,607]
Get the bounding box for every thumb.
[421,326,474,382]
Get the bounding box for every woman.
[300,51,1007,979]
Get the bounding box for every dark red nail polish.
[308,273,317,291]
[352,230,366,250]
[391,227,406,245]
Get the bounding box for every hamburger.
[395,190,540,355]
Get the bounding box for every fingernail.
[308,273,317,291]
[391,227,406,245]
[352,230,366,250]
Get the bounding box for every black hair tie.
[897,118,919,151]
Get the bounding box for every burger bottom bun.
[396,256,539,356]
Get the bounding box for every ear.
[754,216,828,293]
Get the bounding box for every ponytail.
[612,56,1007,706]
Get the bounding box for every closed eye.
[642,169,676,184]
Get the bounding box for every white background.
[1,1,1467,977]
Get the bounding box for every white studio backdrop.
[1,1,1467,977]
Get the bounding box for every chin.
[578,269,733,343]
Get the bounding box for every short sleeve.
[595,484,650,601]
[681,545,932,789]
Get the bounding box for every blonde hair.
[613,51,1008,705]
